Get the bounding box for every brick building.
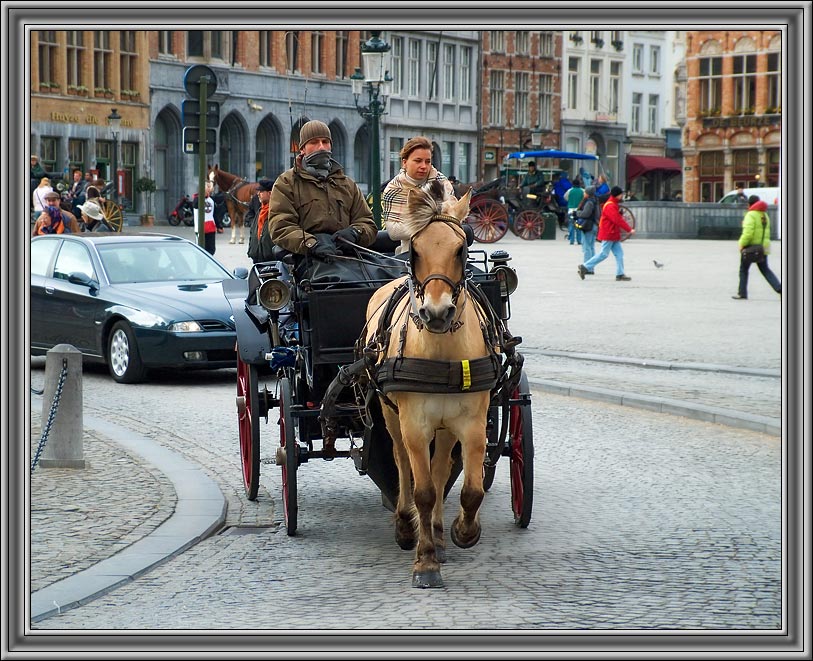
[30,30,152,210]
[479,30,561,182]
[682,30,781,202]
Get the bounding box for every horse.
[208,165,260,245]
[361,181,498,589]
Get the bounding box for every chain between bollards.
[31,358,68,474]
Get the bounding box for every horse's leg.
[430,429,456,564]
[450,408,488,549]
[399,413,443,588]
[228,201,237,244]
[238,209,246,244]
[383,405,416,551]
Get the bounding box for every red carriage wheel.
[466,198,509,243]
[514,210,545,241]
[509,372,534,528]
[619,204,636,242]
[279,377,298,535]
[236,354,260,500]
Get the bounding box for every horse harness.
[318,220,524,460]
[224,177,254,210]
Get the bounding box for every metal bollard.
[38,344,87,469]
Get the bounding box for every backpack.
[574,216,593,233]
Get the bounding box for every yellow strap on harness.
[461,359,471,390]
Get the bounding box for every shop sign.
[49,111,134,127]
[702,115,779,129]
[484,150,496,163]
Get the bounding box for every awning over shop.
[626,155,682,181]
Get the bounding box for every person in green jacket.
[732,194,781,300]
[265,120,377,262]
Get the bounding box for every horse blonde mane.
[402,180,471,238]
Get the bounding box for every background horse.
[208,165,259,245]
[363,183,493,588]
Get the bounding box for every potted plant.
[134,175,157,226]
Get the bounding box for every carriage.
[223,200,534,586]
[464,149,636,244]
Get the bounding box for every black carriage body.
[226,241,531,533]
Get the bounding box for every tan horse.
[208,165,260,245]
[363,182,497,588]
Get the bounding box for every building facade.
[29,29,783,216]
[682,30,781,202]
[479,30,561,182]
[31,30,152,211]
[623,30,683,200]
[560,29,629,187]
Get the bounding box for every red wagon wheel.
[466,198,509,243]
[509,372,534,528]
[513,210,545,241]
[279,377,298,535]
[619,204,636,242]
[236,354,261,501]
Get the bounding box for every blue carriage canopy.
[503,149,600,162]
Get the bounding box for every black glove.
[333,226,359,246]
[309,234,338,262]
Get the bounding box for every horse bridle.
[406,215,469,331]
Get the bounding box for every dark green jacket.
[266,162,376,255]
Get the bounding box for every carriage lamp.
[257,278,291,312]
[350,30,392,230]
[489,251,518,297]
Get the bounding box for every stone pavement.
[27,220,785,621]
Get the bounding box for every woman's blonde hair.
[400,136,433,161]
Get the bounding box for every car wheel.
[107,321,148,384]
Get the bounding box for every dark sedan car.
[31,233,247,383]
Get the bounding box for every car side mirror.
[68,271,99,293]
[233,266,249,280]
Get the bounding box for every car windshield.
[97,241,230,284]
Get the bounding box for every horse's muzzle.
[419,303,456,333]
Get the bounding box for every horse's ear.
[446,189,472,222]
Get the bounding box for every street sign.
[183,64,218,100]
[182,99,220,128]
[182,127,216,155]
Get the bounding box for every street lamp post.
[350,31,392,229]
[623,136,634,189]
[107,108,122,205]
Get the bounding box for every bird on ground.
[653,260,665,269]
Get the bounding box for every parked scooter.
[168,193,195,226]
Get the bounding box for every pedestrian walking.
[578,185,635,281]
[732,195,781,300]
[574,185,600,269]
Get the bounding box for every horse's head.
[404,181,472,333]
[207,165,217,183]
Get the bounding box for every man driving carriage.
[265,120,378,262]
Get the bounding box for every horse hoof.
[451,520,481,549]
[239,239,244,244]
[412,570,444,589]
[229,239,235,244]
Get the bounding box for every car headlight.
[169,320,203,332]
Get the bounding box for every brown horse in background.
[208,165,260,245]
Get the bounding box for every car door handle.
[45,286,54,294]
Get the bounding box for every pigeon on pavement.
[653,260,665,269]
